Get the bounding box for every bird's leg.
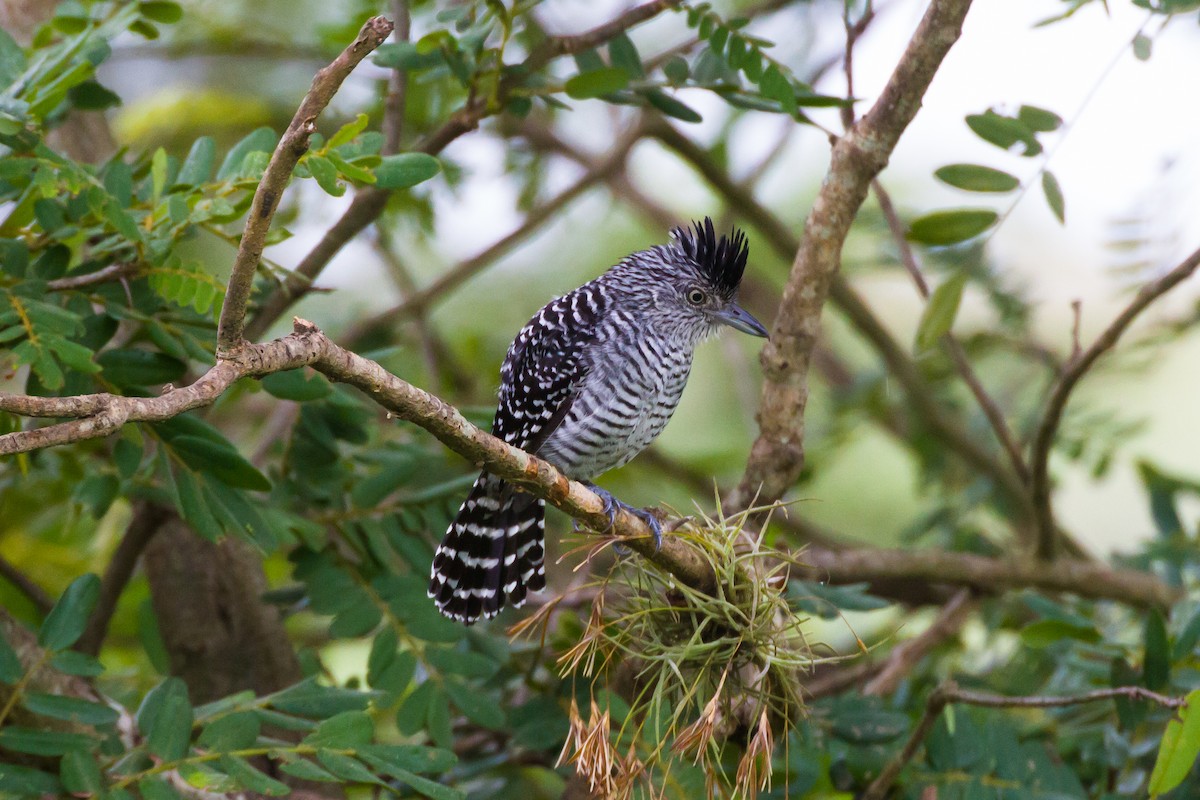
[578,483,663,551]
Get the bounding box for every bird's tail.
[428,472,546,624]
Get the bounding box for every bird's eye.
[686,288,706,305]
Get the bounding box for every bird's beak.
[713,303,768,338]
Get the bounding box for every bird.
[428,217,767,624]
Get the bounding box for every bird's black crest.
[672,217,749,297]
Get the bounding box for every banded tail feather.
[427,471,547,624]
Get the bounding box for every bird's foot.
[581,484,663,552]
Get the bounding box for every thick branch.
[216,15,394,351]
[1030,244,1200,558]
[732,0,975,510]
[799,545,1178,609]
[862,681,1184,800]
[0,321,716,596]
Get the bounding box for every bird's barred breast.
[538,319,693,480]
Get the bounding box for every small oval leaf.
[934,164,1019,193]
[565,67,630,99]
[907,209,998,246]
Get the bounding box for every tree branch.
[862,588,975,697]
[0,320,716,596]
[862,681,1185,800]
[46,262,139,292]
[216,15,394,352]
[731,0,975,511]
[798,545,1178,609]
[1029,243,1200,559]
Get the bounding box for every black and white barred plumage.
[428,218,767,624]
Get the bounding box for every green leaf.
[1020,619,1101,648]
[97,349,186,388]
[139,677,194,761]
[171,467,223,540]
[1042,170,1066,224]
[965,111,1042,156]
[1144,610,1171,690]
[73,473,120,518]
[396,681,436,736]
[907,209,998,246]
[373,153,441,190]
[0,27,26,86]
[307,154,344,196]
[565,66,630,99]
[758,64,797,116]
[1174,605,1200,660]
[217,127,277,180]
[278,758,340,782]
[1149,689,1200,797]
[643,89,703,123]
[23,692,119,726]
[219,755,290,796]
[934,164,1020,193]
[198,711,260,751]
[427,687,452,748]
[663,55,689,86]
[914,272,968,352]
[151,146,168,199]
[177,136,216,186]
[443,677,504,729]
[607,33,644,78]
[358,755,464,800]
[0,727,95,756]
[1133,33,1153,61]
[138,777,184,800]
[60,749,104,795]
[39,573,100,651]
[268,679,375,718]
[1018,104,1063,132]
[327,112,370,149]
[316,750,383,784]
[359,744,456,775]
[303,710,374,748]
[424,648,498,680]
[0,627,22,683]
[139,1,184,23]
[0,765,60,796]
[168,436,271,492]
[50,650,104,677]
[261,369,332,401]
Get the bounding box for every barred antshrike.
[428,218,767,624]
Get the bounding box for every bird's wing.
[492,285,607,456]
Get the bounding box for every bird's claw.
[585,484,663,553]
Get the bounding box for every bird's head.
[640,217,768,341]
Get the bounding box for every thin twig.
[216,16,394,352]
[862,681,1185,800]
[873,178,1031,485]
[46,262,139,292]
[0,552,53,614]
[1029,244,1200,559]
